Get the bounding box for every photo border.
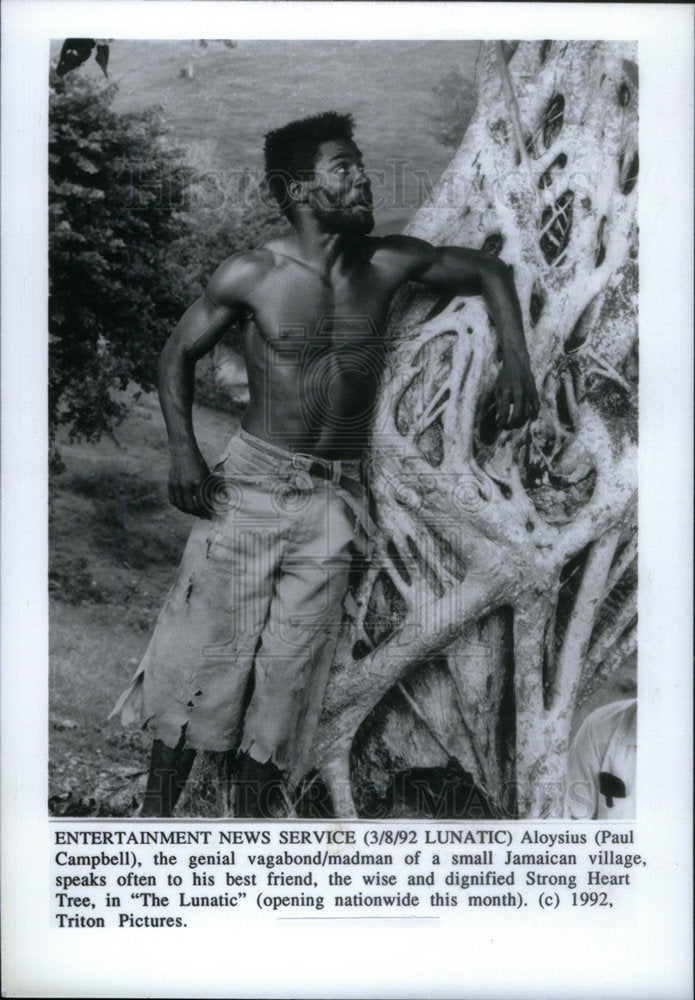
[2,3,692,997]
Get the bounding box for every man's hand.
[168,447,218,519]
[495,351,540,429]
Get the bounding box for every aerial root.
[321,751,357,817]
[584,349,631,392]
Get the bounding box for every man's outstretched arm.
[159,254,254,517]
[380,237,540,428]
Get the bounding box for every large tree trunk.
[305,40,638,818]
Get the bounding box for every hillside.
[48,38,484,814]
[51,38,480,232]
[49,392,240,815]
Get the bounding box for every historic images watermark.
[129,158,600,219]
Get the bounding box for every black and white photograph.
[45,35,640,822]
[2,3,692,998]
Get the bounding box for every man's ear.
[288,171,319,205]
[287,179,307,204]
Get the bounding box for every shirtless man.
[112,112,538,817]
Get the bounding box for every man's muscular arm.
[159,254,255,517]
[378,236,539,428]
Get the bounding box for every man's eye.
[335,166,348,174]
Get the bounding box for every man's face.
[305,139,374,234]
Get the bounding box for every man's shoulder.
[207,247,278,301]
[216,246,278,278]
[366,233,436,258]
[241,236,324,274]
[363,234,438,274]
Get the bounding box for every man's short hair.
[263,111,355,211]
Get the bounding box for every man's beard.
[310,192,375,235]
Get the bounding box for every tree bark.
[303,40,638,818]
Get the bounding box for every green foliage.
[49,70,197,450]
[431,67,477,149]
[49,68,286,456]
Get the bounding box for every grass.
[49,392,636,818]
[47,39,482,813]
[52,39,481,233]
[49,391,240,815]
[47,41,634,816]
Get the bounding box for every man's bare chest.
[247,261,394,345]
